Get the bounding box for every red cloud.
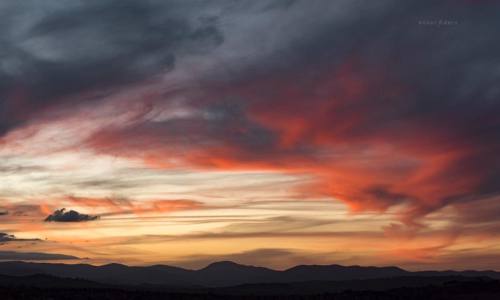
[80,57,499,227]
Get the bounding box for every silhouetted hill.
[196,261,277,286]
[0,261,499,288]
[0,261,194,286]
[216,276,496,295]
[0,273,105,288]
[282,264,407,282]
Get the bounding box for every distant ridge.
[0,261,498,287]
[0,273,105,289]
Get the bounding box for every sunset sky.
[1,0,500,271]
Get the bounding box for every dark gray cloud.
[86,99,290,165]
[0,233,17,242]
[0,210,7,216]
[0,0,223,135]
[0,250,78,261]
[45,208,99,222]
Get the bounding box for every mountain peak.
[102,263,127,269]
[202,261,246,270]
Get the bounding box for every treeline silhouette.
[1,279,500,300]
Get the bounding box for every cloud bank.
[0,250,78,261]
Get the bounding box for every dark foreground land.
[1,275,499,300]
[2,262,500,299]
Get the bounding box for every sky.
[1,0,500,271]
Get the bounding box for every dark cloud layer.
[0,250,78,261]
[45,208,99,222]
[0,0,223,134]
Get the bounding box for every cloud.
[0,0,223,135]
[0,210,7,216]
[44,208,99,222]
[0,233,17,242]
[0,232,40,243]
[79,0,500,227]
[0,0,499,263]
[449,195,500,228]
[0,250,78,261]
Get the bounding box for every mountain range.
[0,260,498,287]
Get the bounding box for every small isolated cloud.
[0,232,40,243]
[0,210,7,216]
[0,250,78,261]
[44,208,99,222]
[0,233,16,242]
